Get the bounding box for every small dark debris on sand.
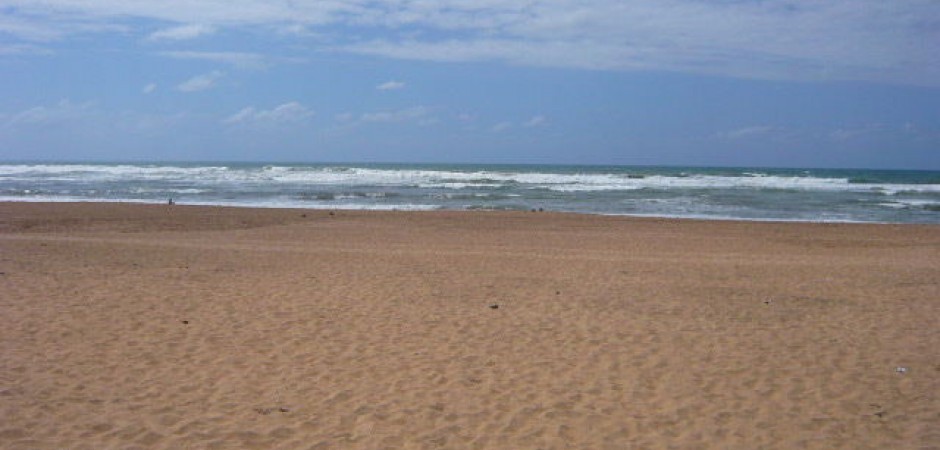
[181,320,189,325]
[255,407,290,415]
[489,304,499,310]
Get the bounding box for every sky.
[1,0,939,169]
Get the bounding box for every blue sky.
[1,1,938,169]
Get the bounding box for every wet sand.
[1,202,938,449]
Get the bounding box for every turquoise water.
[1,162,938,223]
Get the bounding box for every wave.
[294,191,398,201]
[879,199,940,211]
[0,164,231,179]
[3,164,938,194]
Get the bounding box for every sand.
[1,202,938,449]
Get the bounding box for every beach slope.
[1,202,938,449]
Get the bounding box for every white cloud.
[177,71,224,92]
[823,123,940,144]
[159,51,272,69]
[223,102,314,124]
[376,80,406,91]
[491,121,512,132]
[711,123,939,145]
[828,124,887,142]
[361,106,431,123]
[331,106,438,129]
[523,115,546,127]
[148,23,215,41]
[3,1,939,85]
[334,2,940,86]
[716,126,778,140]
[4,99,95,127]
[277,24,309,36]
[224,108,255,124]
[142,83,157,94]
[0,43,53,56]
[0,15,63,41]
[0,14,126,42]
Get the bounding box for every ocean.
[1,162,939,224]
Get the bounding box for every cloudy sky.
[1,0,938,168]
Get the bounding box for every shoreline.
[2,202,938,449]
[2,200,938,227]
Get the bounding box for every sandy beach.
[1,202,938,449]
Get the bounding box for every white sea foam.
[263,167,937,194]
[879,199,940,209]
[128,187,209,195]
[3,164,938,194]
[0,196,171,204]
[271,168,932,194]
[2,164,938,223]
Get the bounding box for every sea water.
[1,162,938,224]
